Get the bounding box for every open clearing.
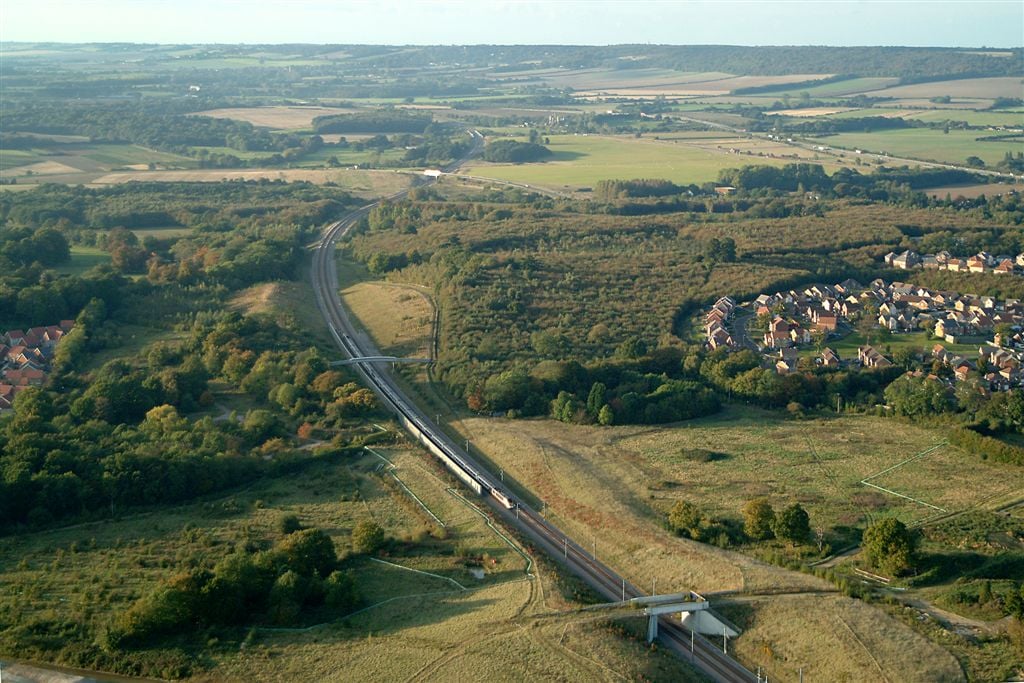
[762,76,902,98]
[229,279,337,350]
[768,107,856,118]
[193,106,355,130]
[89,168,415,197]
[55,245,111,275]
[554,70,833,98]
[461,134,847,189]
[827,107,1024,128]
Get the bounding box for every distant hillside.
[346,44,1023,80]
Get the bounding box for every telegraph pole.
[563,538,567,560]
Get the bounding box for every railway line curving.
[310,134,756,682]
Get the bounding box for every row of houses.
[884,249,1020,275]
[754,278,1024,349]
[705,296,737,350]
[0,321,74,411]
[703,276,1024,390]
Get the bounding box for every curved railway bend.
[310,138,757,683]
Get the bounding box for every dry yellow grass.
[620,407,1024,528]
[229,281,335,349]
[454,416,826,595]
[427,412,983,681]
[728,593,963,682]
[927,183,1023,199]
[185,447,701,683]
[339,280,435,360]
[574,74,833,97]
[194,106,355,130]
[204,578,702,683]
[6,160,83,176]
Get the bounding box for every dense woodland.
[0,181,395,535]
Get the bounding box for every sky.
[2,0,1022,48]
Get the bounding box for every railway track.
[310,137,756,683]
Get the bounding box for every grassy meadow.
[56,245,111,275]
[461,133,849,190]
[821,128,1023,167]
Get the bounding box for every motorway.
[310,135,756,682]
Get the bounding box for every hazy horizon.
[3,1,1023,49]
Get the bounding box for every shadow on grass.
[910,550,1024,587]
[546,150,588,162]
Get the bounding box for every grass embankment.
[337,266,436,361]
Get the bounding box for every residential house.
[820,347,840,368]
[858,345,893,368]
[763,316,792,349]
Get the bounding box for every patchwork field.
[827,108,1024,128]
[764,76,902,98]
[0,143,194,178]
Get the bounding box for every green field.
[56,245,111,275]
[822,128,1023,166]
[462,133,844,189]
[824,329,981,360]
